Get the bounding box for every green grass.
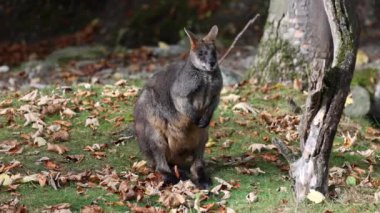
[0,80,379,212]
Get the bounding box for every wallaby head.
[184,25,218,72]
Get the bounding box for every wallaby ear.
[203,25,218,42]
[184,28,198,49]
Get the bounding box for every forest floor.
[0,66,379,212]
[1,18,380,212]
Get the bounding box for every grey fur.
[134,26,222,188]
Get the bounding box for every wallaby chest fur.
[136,61,222,164]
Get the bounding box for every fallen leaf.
[293,79,303,91]
[221,94,240,103]
[0,173,12,186]
[356,49,369,66]
[342,131,357,148]
[131,160,150,174]
[19,90,38,102]
[221,140,234,149]
[47,143,70,155]
[206,138,217,148]
[81,205,104,213]
[65,155,85,163]
[0,160,21,173]
[127,203,164,213]
[0,140,23,155]
[306,189,325,203]
[21,174,39,183]
[246,192,258,203]
[374,191,380,204]
[158,190,186,208]
[232,102,257,114]
[34,137,47,147]
[85,116,100,129]
[44,160,61,171]
[50,130,70,142]
[235,167,265,175]
[248,143,276,152]
[0,197,28,212]
[115,79,127,86]
[42,203,71,213]
[357,149,374,158]
[62,108,76,118]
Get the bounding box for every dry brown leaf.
[19,90,38,102]
[47,143,70,155]
[131,160,150,174]
[260,153,279,162]
[115,79,127,86]
[42,203,71,213]
[0,140,23,155]
[342,131,357,148]
[50,130,70,142]
[221,94,240,103]
[92,151,106,159]
[0,160,21,173]
[53,120,72,127]
[62,108,76,118]
[235,167,265,175]
[81,205,104,213]
[357,149,374,158]
[158,190,186,208]
[246,192,258,203]
[127,203,164,213]
[44,160,61,171]
[259,111,273,124]
[293,78,303,91]
[123,87,140,97]
[248,143,276,153]
[38,174,47,187]
[65,154,85,163]
[232,102,256,114]
[221,140,234,149]
[0,197,28,213]
[0,99,13,108]
[85,116,100,129]
[34,137,47,147]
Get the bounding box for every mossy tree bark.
[273,0,359,201]
[254,0,333,82]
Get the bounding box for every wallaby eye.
[198,51,204,57]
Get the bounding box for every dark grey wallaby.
[134,25,223,189]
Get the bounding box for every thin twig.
[218,14,260,64]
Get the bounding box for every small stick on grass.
[218,14,260,65]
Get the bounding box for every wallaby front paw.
[197,118,210,128]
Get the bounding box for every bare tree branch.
[218,14,260,64]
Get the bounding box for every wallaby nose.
[210,61,216,68]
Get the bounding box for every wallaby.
[134,25,223,189]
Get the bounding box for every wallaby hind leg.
[190,130,212,189]
[145,125,179,186]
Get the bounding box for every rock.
[46,46,108,63]
[20,60,55,79]
[371,81,380,119]
[344,86,371,117]
[0,65,9,73]
[221,66,242,86]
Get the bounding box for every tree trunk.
[253,0,333,82]
[273,0,359,202]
